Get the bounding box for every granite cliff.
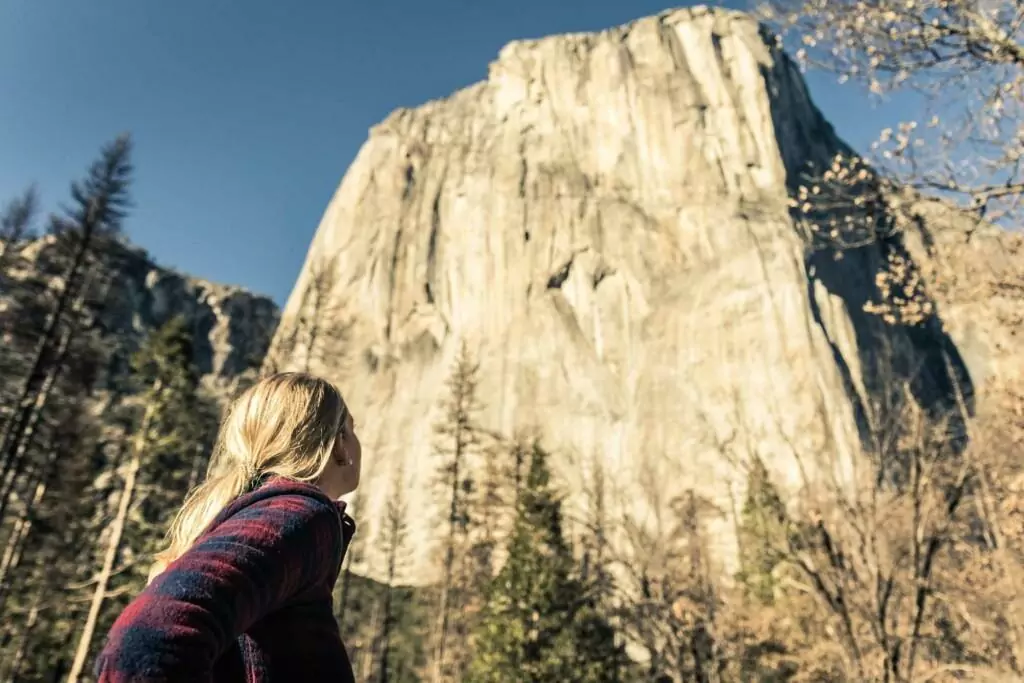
[274,6,1023,582]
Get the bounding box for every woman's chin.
[336,478,359,500]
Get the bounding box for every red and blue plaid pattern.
[95,476,356,682]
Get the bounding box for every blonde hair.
[149,372,348,582]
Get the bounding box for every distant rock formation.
[8,235,278,388]
[274,6,1023,582]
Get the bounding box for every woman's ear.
[342,450,353,467]
[335,441,352,467]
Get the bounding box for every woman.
[95,372,361,682]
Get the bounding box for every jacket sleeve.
[94,493,343,682]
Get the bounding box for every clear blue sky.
[0,1,913,306]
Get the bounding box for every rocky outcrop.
[276,6,1022,582]
[10,235,278,386]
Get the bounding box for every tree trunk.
[0,225,93,471]
[0,266,104,527]
[377,585,395,683]
[378,489,403,683]
[66,381,157,683]
[0,447,54,596]
[6,426,69,573]
[361,601,382,683]
[0,324,71,527]
[185,441,206,493]
[337,547,355,633]
[336,488,362,633]
[1,568,43,683]
[431,445,461,683]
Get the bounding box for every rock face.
[12,235,279,386]
[276,6,1022,582]
[103,242,279,384]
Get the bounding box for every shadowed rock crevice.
[806,240,973,446]
[759,27,974,458]
[804,261,873,447]
[547,259,573,290]
[425,189,442,305]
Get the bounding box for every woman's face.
[338,412,361,488]
[318,412,361,500]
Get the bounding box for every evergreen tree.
[263,253,351,376]
[0,202,115,680]
[466,435,508,599]
[119,314,219,574]
[0,140,229,682]
[335,484,363,630]
[0,134,132,528]
[0,396,103,682]
[0,185,38,277]
[65,315,217,681]
[431,341,483,681]
[373,466,425,683]
[733,459,801,683]
[580,456,613,609]
[0,185,42,425]
[736,458,789,605]
[466,441,627,683]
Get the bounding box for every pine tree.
[263,253,351,376]
[377,468,408,682]
[0,186,43,434]
[0,206,119,608]
[0,224,113,677]
[580,456,614,609]
[0,185,38,277]
[0,277,104,593]
[736,458,789,605]
[662,489,721,683]
[335,485,365,636]
[730,460,806,682]
[466,441,628,683]
[0,399,100,681]
[431,341,483,681]
[466,436,508,595]
[373,466,425,683]
[0,134,132,528]
[66,315,216,681]
[0,343,108,681]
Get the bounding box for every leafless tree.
[430,341,483,683]
[732,377,1024,681]
[759,0,1024,226]
[376,465,411,683]
[65,391,156,683]
[604,474,727,683]
[263,253,352,376]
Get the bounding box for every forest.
[0,138,1020,683]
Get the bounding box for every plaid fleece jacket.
[94,476,356,682]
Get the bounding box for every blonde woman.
[95,372,361,683]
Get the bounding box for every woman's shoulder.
[171,477,346,588]
[204,476,345,546]
[254,475,338,508]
